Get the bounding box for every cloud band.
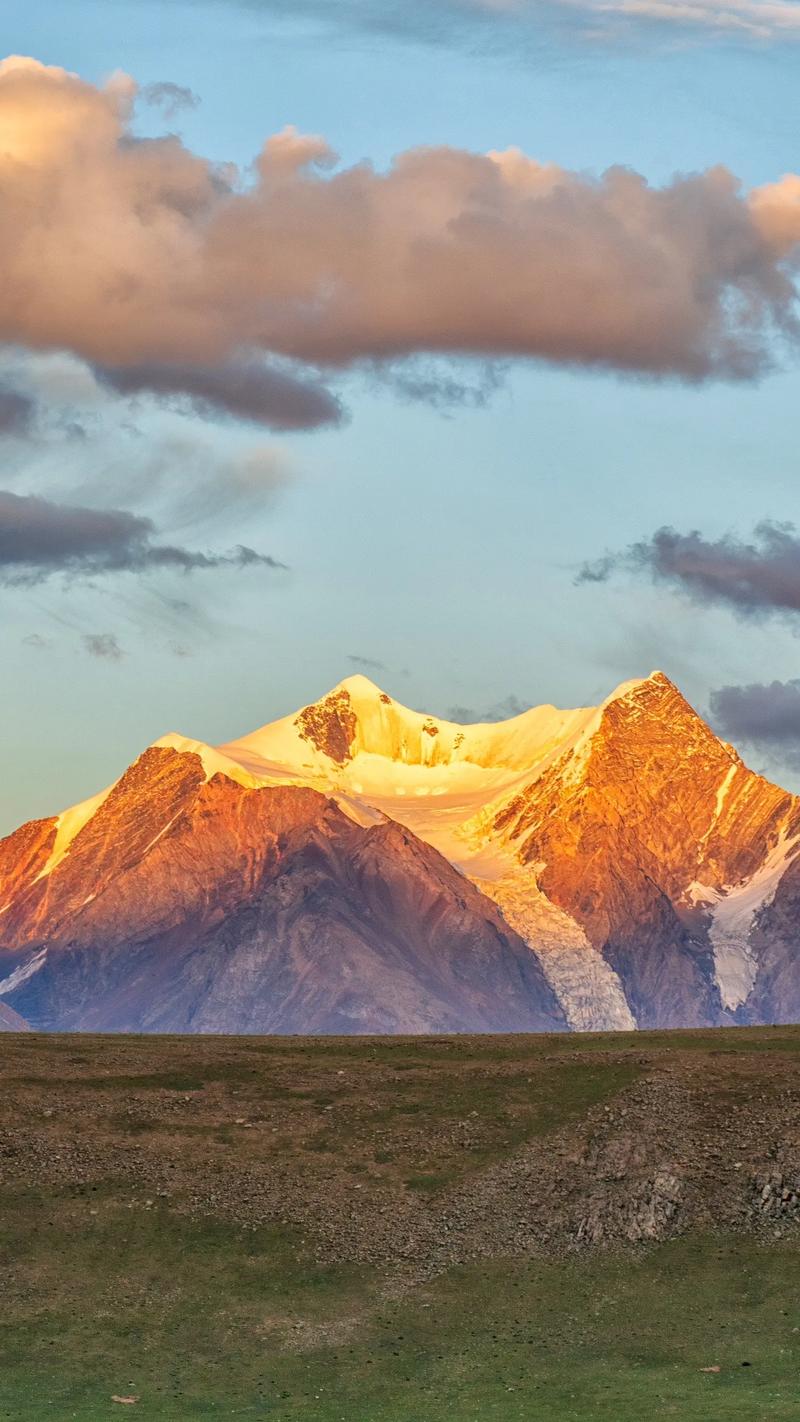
[0,488,286,584]
[2,55,800,417]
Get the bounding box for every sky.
[2,0,800,831]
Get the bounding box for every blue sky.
[2,0,800,830]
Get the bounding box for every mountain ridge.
[2,670,799,1034]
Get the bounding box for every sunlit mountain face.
[1,670,799,1035]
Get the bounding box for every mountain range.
[1,670,799,1034]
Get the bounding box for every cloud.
[0,488,287,585]
[83,632,124,660]
[577,522,800,618]
[447,693,529,721]
[207,0,800,45]
[93,357,344,431]
[2,58,800,403]
[567,0,800,40]
[0,384,36,436]
[126,435,295,524]
[711,679,800,744]
[710,679,800,770]
[371,360,506,410]
[140,80,199,117]
[21,631,52,649]
[0,357,297,527]
[347,654,386,671]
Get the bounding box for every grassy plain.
[1,1028,799,1419]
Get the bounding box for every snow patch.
[696,764,738,857]
[698,829,800,1010]
[222,700,602,880]
[34,785,115,883]
[333,795,386,830]
[154,734,265,790]
[475,867,637,1031]
[0,947,47,996]
[221,678,598,792]
[713,764,737,823]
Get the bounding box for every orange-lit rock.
[0,750,565,1033]
[2,671,799,1033]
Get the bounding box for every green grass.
[363,1059,642,1191]
[1,1187,799,1419]
[5,1037,645,1194]
[5,1027,800,1417]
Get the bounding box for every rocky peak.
[295,688,358,765]
[594,671,732,774]
[0,746,207,948]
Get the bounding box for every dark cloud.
[0,385,36,437]
[447,694,529,722]
[347,654,386,672]
[577,522,800,618]
[61,419,88,441]
[21,632,52,650]
[0,489,287,586]
[83,632,124,661]
[93,359,345,432]
[710,679,800,772]
[711,679,800,745]
[141,81,200,117]
[372,360,506,412]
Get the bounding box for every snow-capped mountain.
[1,671,798,1033]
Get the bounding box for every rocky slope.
[1,671,799,1033]
[0,746,565,1034]
[487,674,797,1029]
[4,1030,800,1266]
[0,1001,30,1032]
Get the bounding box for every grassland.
[2,1028,800,1418]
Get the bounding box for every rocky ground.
[2,1027,800,1273]
[4,1027,800,1419]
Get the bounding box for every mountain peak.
[328,673,388,700]
[602,669,674,707]
[4,662,800,1038]
[218,671,700,796]
[152,734,262,789]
